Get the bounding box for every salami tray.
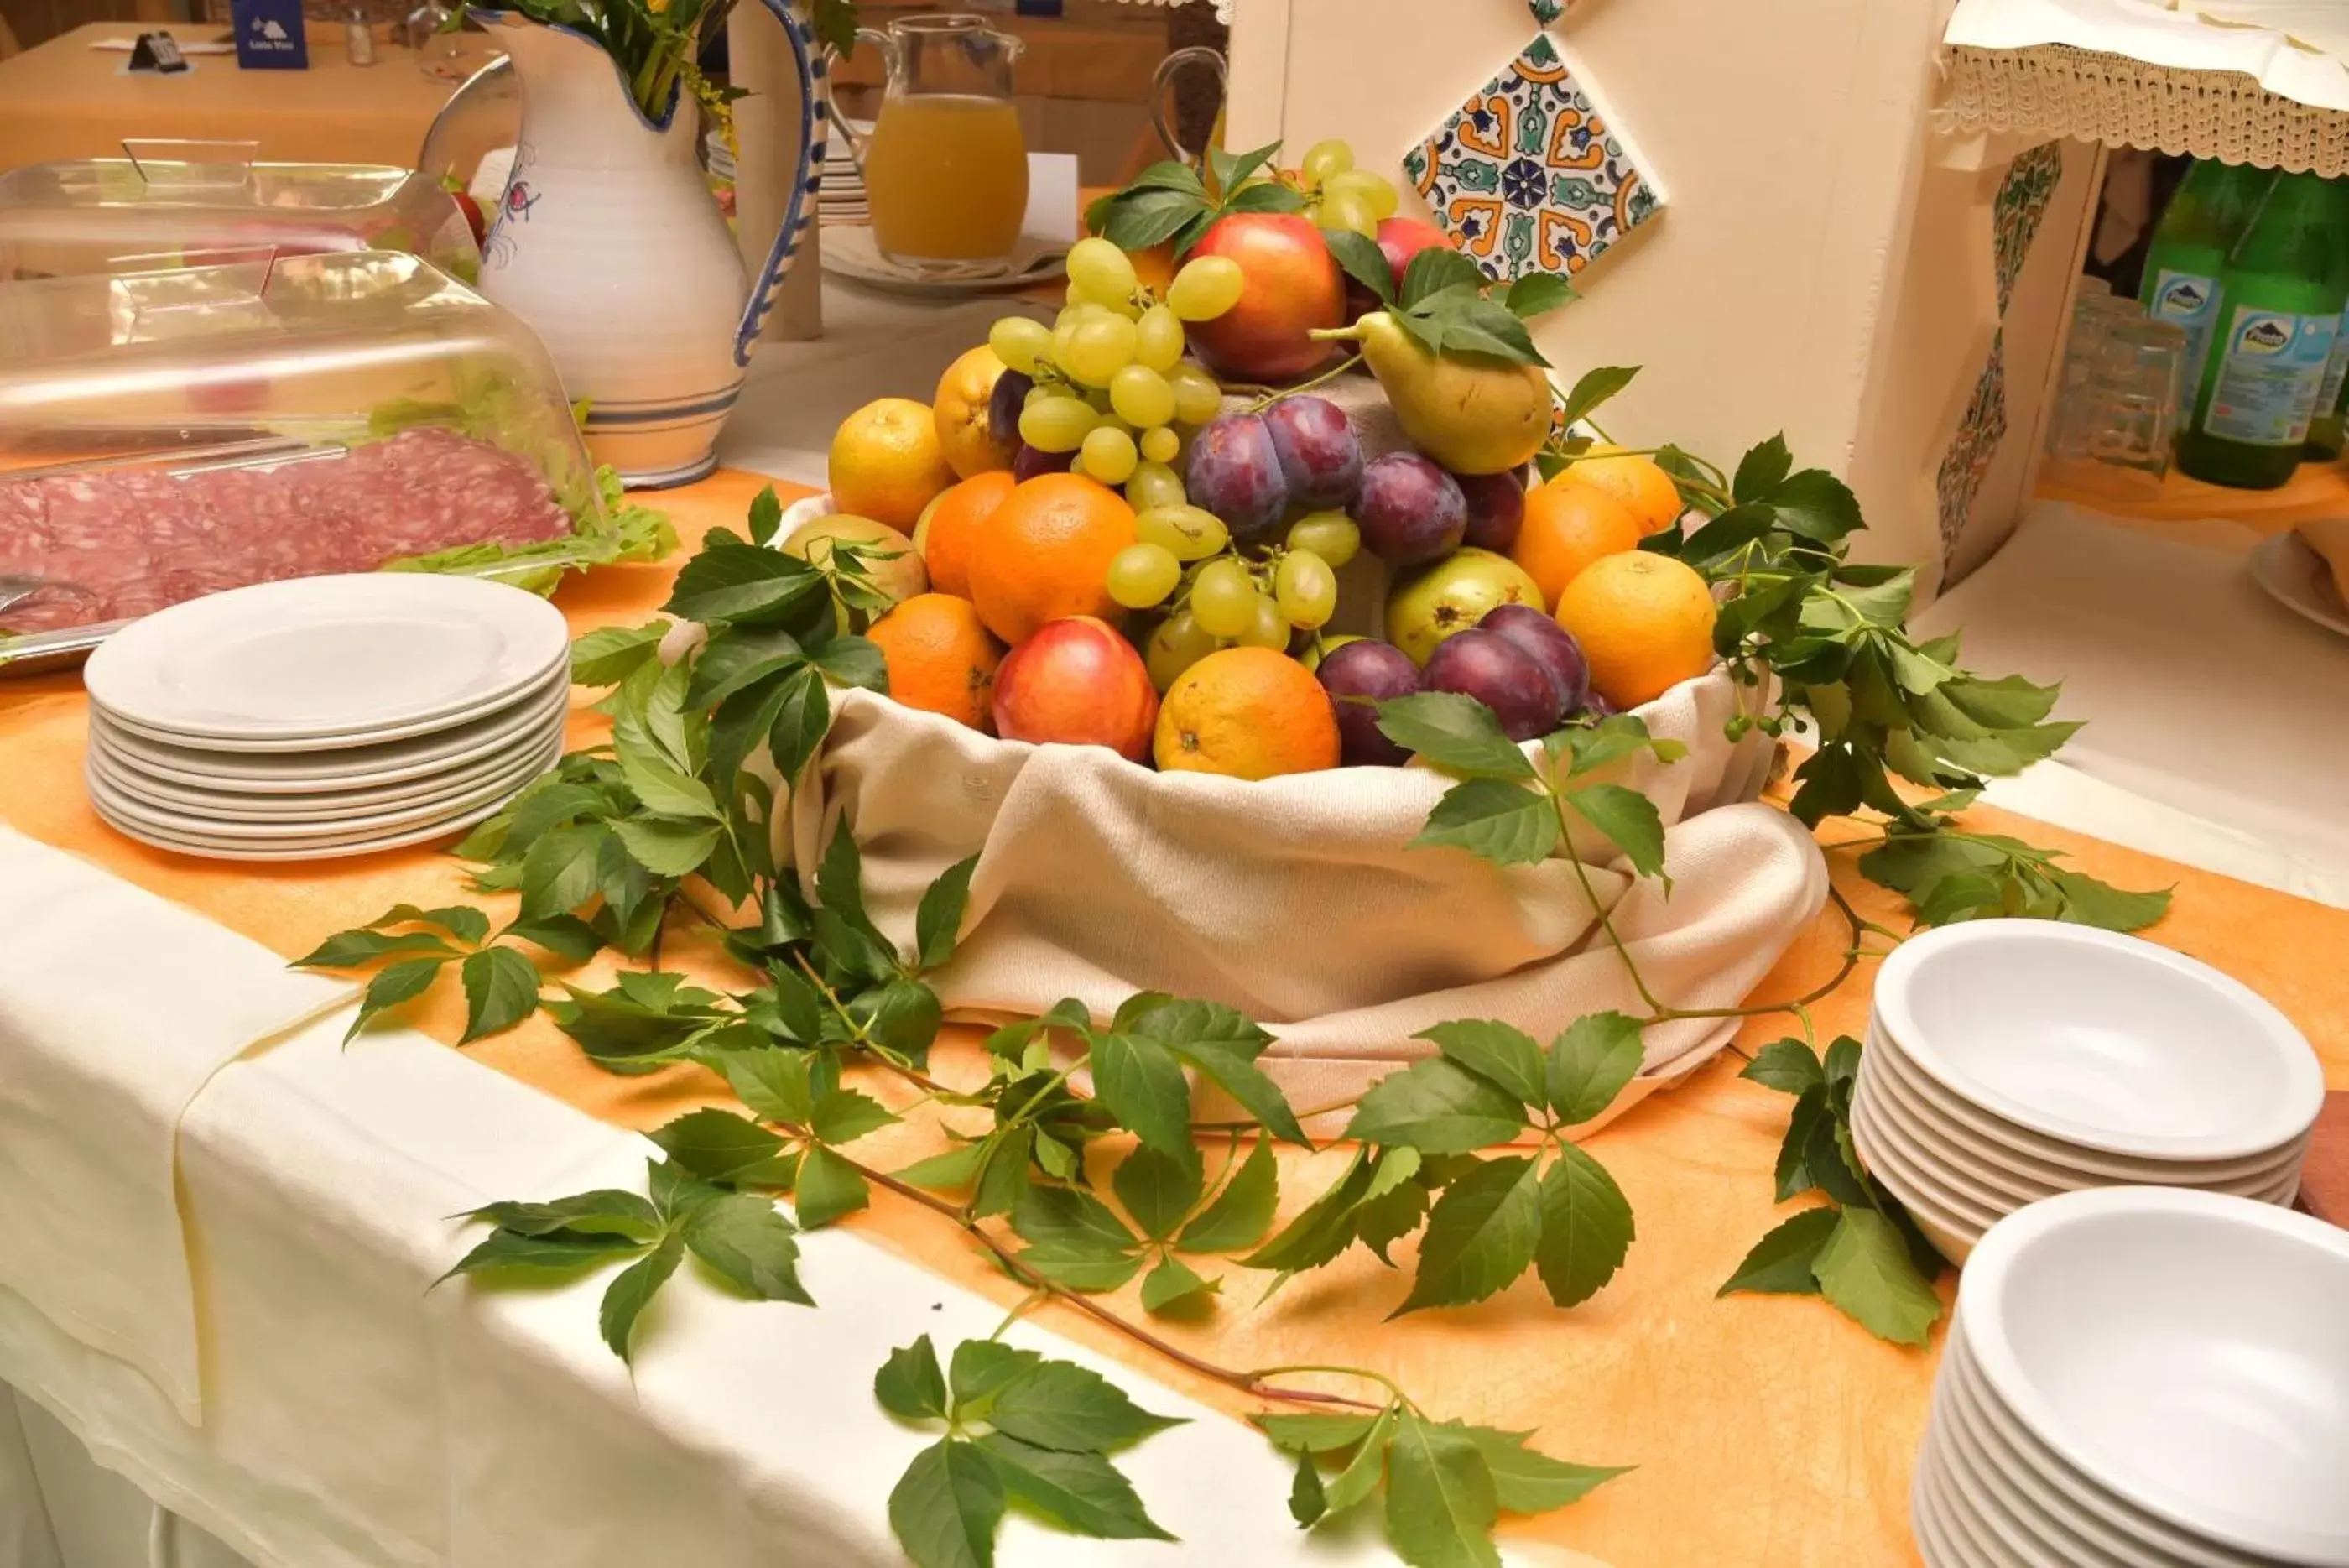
[0,154,481,284]
[0,252,664,675]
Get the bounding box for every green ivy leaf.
[719,1044,815,1125]
[1456,1425,1629,1513]
[850,977,944,1063]
[1716,1205,1840,1297]
[1324,1405,1398,1514]
[808,634,889,693]
[1399,247,1486,307]
[1012,1186,1140,1290]
[1374,693,1534,779]
[1544,1012,1644,1127]
[1138,1253,1217,1313]
[648,1107,789,1182]
[1090,1032,1194,1155]
[464,1190,659,1240]
[888,1437,1005,1568]
[1239,1153,1373,1274]
[1321,227,1396,305]
[1531,1145,1633,1308]
[686,623,805,710]
[570,622,667,687]
[1563,782,1668,880]
[518,823,608,920]
[810,1086,898,1147]
[1346,1059,1528,1155]
[1112,1143,1204,1242]
[663,544,826,626]
[951,1339,1043,1412]
[976,1434,1174,1540]
[457,945,541,1044]
[1394,1155,1540,1315]
[876,1334,950,1421]
[1732,435,1794,503]
[345,956,447,1043]
[1175,1133,1278,1253]
[1289,1446,1329,1526]
[501,914,605,964]
[1812,1208,1943,1346]
[1384,1413,1501,1568]
[915,854,980,970]
[1258,1411,1383,1453]
[597,1232,683,1364]
[1419,1019,1545,1109]
[985,1359,1185,1452]
[616,752,721,825]
[1126,998,1307,1146]
[1410,779,1558,866]
[793,1143,871,1228]
[290,927,457,969]
[1503,272,1574,319]
[1554,365,1638,431]
[440,1227,645,1281]
[746,483,783,545]
[1740,1038,1826,1097]
[894,1139,989,1194]
[682,1191,811,1304]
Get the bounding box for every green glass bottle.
[2140,159,2273,393]
[2178,171,2349,489]
[2305,178,2349,462]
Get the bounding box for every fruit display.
[800,135,1715,782]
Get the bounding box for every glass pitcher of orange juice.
[852,15,1028,263]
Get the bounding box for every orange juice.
[863,95,1029,262]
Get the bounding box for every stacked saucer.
[1852,920,2323,1263]
[1914,1186,2349,1567]
[820,119,871,226]
[81,574,570,861]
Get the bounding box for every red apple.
[1185,213,1346,383]
[1347,217,1458,320]
[991,616,1159,762]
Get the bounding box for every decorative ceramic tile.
[1938,141,2064,568]
[1991,140,2063,315]
[1401,34,1660,285]
[1528,0,1565,23]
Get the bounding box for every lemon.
[829,398,956,531]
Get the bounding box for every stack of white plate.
[1914,1185,2349,1566]
[1852,920,2324,1262]
[820,119,871,226]
[81,575,570,862]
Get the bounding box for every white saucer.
[87,730,561,836]
[91,789,515,862]
[91,660,569,755]
[83,574,570,743]
[2249,529,2349,641]
[87,683,570,790]
[87,729,560,820]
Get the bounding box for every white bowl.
[1961,1187,2349,1564]
[1873,923,2325,1162]
[1847,1098,1988,1263]
[1941,1331,2270,1568]
[1862,1039,2308,1201]
[1932,1396,2138,1567]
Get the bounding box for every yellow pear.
[1344,312,1552,476]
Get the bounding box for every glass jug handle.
[1149,47,1227,164]
[826,27,896,174]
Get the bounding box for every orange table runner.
[3,468,2346,1566]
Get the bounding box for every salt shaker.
[345,7,378,65]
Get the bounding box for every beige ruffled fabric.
[786,667,1829,1127]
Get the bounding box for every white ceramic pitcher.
[470,3,820,488]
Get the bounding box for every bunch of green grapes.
[1295,138,1400,238]
[984,238,1243,487]
[1106,508,1366,690]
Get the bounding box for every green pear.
[1338,313,1553,477]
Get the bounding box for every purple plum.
[988,369,1034,449]
[1355,453,1466,566]
[1423,628,1561,742]
[1456,467,1529,553]
[1263,394,1363,511]
[1012,442,1075,482]
[1315,639,1422,767]
[1185,412,1291,546]
[1480,602,1589,716]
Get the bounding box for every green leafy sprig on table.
[1717,1038,1945,1345]
[294,485,1633,1568]
[1085,141,1310,258]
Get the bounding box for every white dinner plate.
[83,574,570,742]
[2249,529,2349,641]
[87,731,561,836]
[91,789,514,862]
[1866,1019,2311,1184]
[819,223,1069,298]
[87,684,570,790]
[1872,923,2325,1162]
[91,659,568,755]
[86,730,560,820]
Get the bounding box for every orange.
[829,397,956,531]
[966,473,1137,645]
[1551,551,1718,710]
[867,593,1006,732]
[1511,481,1641,606]
[1553,445,1685,536]
[919,471,1017,599]
[1154,648,1341,779]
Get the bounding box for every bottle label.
[2149,268,2224,388]
[2201,306,2341,446]
[2315,302,2349,418]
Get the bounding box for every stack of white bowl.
[1853,921,2324,1262]
[1915,1185,2349,1566]
[82,575,570,861]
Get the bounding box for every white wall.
[1230,0,1966,574]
